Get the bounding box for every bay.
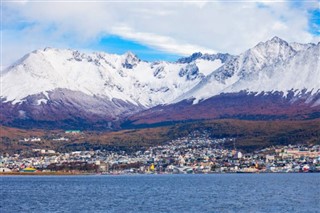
[1,173,319,213]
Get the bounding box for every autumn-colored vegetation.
[1,118,319,153]
[128,92,320,125]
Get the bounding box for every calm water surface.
[1,173,319,213]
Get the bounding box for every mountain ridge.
[1,37,319,129]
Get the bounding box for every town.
[1,133,320,174]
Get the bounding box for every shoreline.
[1,171,319,176]
[0,172,84,176]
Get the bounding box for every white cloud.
[112,25,216,55]
[2,0,319,67]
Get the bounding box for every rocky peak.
[177,52,203,63]
[122,51,141,69]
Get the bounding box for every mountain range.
[1,36,319,129]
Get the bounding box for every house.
[65,130,81,134]
[0,168,12,172]
[266,155,275,162]
[21,167,37,172]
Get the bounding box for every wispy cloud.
[112,26,216,56]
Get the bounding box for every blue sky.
[2,0,319,68]
[90,36,181,62]
[308,9,320,36]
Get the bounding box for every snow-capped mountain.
[1,37,319,129]
[1,46,228,128]
[176,36,319,103]
[2,47,227,107]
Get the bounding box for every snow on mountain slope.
[290,42,315,52]
[1,36,319,129]
[195,58,223,76]
[224,42,320,95]
[1,48,226,106]
[176,37,320,103]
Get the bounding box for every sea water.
[1,173,319,213]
